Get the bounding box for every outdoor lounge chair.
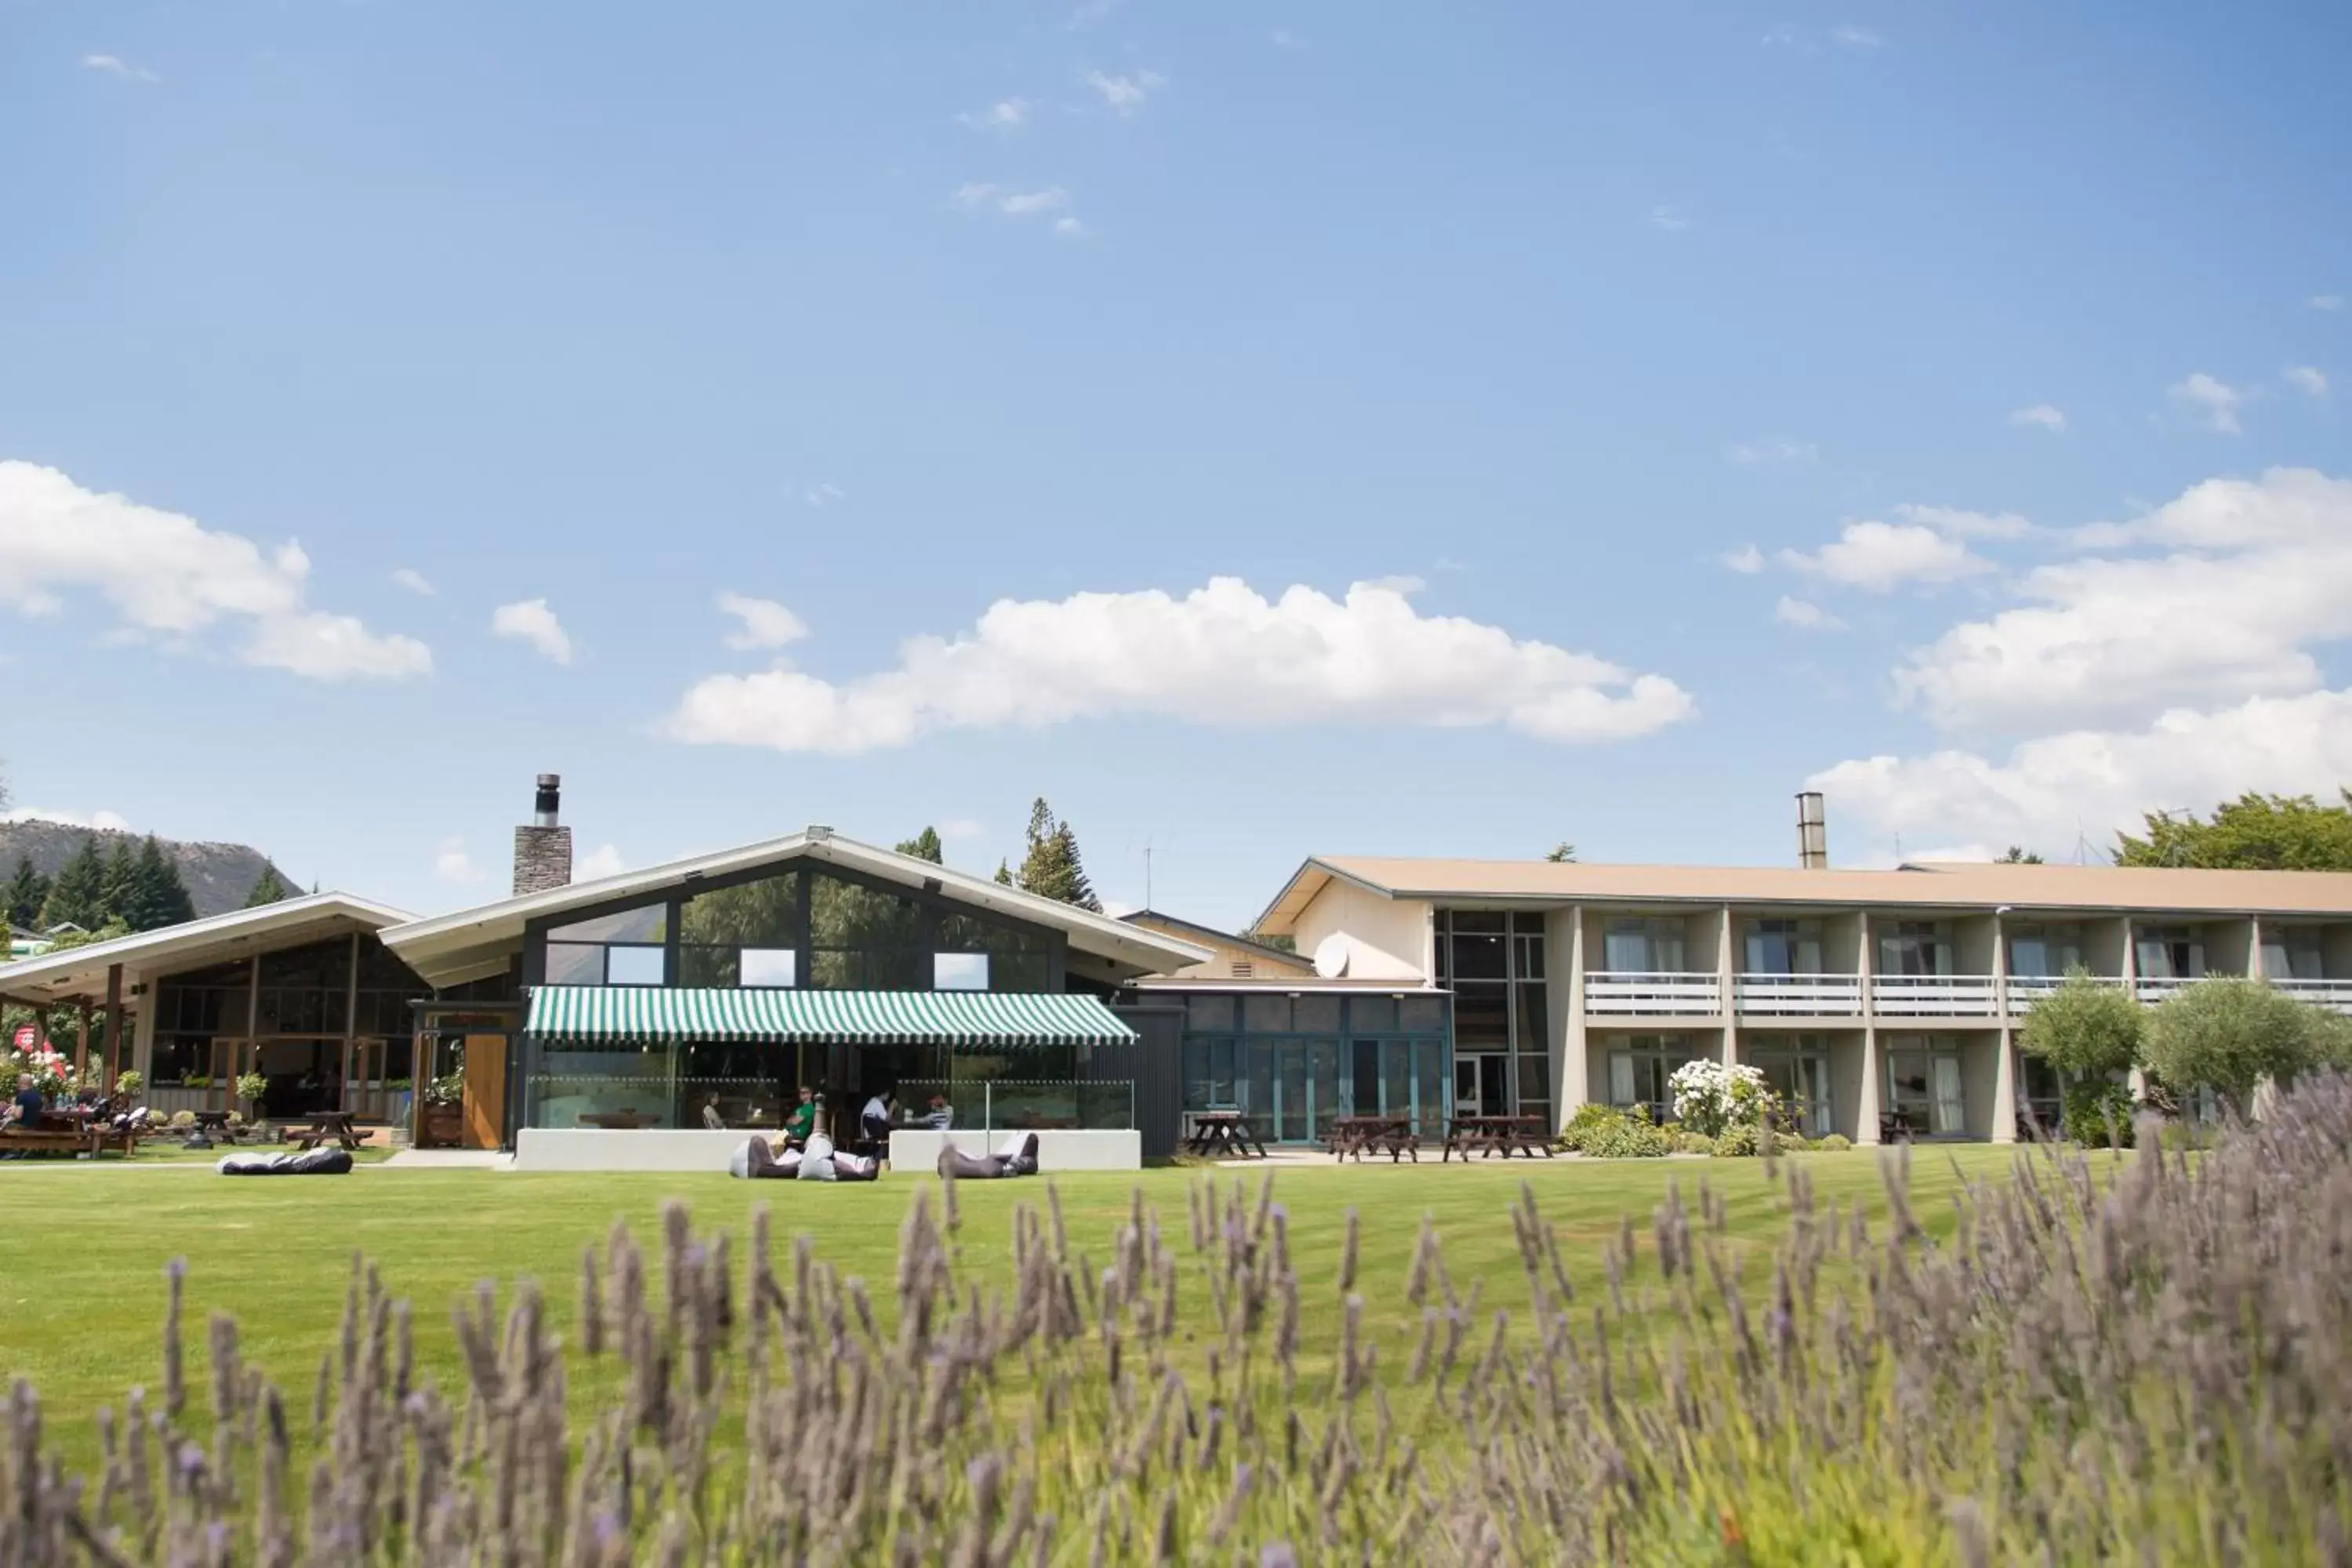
[935,1132,1039,1181]
[217,1148,354,1176]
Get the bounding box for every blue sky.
[2,0,2348,927]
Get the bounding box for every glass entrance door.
[1886,1047,1966,1135]
[1454,1053,1508,1117]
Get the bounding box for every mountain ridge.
[0,819,286,921]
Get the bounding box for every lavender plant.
[8,1075,2352,1564]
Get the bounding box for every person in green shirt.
[782,1086,817,1146]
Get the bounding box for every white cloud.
[1893,468,2352,732]
[1083,69,1166,114]
[2169,372,2245,434]
[434,839,486,885]
[1069,0,1126,27]
[959,98,1031,132]
[1813,688,2352,866]
[2310,295,2344,312]
[955,184,1073,223]
[1726,440,1817,467]
[0,459,431,681]
[1830,24,1884,47]
[1774,597,1846,631]
[574,844,627,881]
[666,576,1695,754]
[804,482,845,509]
[1054,216,1086,238]
[1892,503,2031,539]
[2285,365,2328,397]
[82,53,159,83]
[1721,544,1766,575]
[1270,28,1305,49]
[2009,404,2067,434]
[717,593,810,652]
[1780,520,1994,591]
[938,818,985,840]
[391,568,436,596]
[490,598,572,666]
[2,807,132,833]
[1650,204,1691,232]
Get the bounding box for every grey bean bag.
[935,1132,1039,1180]
[218,1148,354,1176]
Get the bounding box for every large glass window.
[681,872,800,987]
[934,953,989,990]
[935,913,1054,993]
[1884,1035,1966,1135]
[1744,920,1824,975]
[546,902,670,988]
[809,872,921,989]
[2261,926,2325,981]
[1178,988,1450,1140]
[2006,923,2085,978]
[1747,1034,1833,1138]
[2134,926,2205,980]
[1877,922,1952,978]
[1606,1034,1699,1122]
[1604,918,1688,973]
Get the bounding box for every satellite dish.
[1312,934,1351,979]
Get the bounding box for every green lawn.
[6,1145,2027,1473]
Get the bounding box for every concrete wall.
[1958,1029,2004,1141]
[2204,918,2256,978]
[889,1129,1141,1171]
[2328,924,2352,978]
[2084,917,2131,978]
[1293,882,1431,981]
[1955,915,1998,975]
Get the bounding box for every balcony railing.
[2133,976,2198,1005]
[1734,974,1864,1016]
[1871,975,2000,1017]
[2267,978,2352,1014]
[2005,973,2125,1006]
[1584,972,1721,1015]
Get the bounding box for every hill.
[0,820,287,920]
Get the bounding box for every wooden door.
[462,1033,508,1149]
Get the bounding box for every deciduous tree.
[2143,978,2323,1120]
[2116,791,2352,870]
[2018,970,2144,1078]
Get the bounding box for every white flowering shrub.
[1668,1058,1777,1138]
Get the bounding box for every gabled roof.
[1254,855,2352,934]
[1118,909,1316,972]
[379,828,1211,988]
[0,892,416,1003]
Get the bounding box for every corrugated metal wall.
[1102,1004,1185,1160]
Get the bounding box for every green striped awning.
[524,985,1138,1047]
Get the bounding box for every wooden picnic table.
[1442,1114,1555,1163]
[1328,1115,1417,1163]
[187,1109,238,1145]
[287,1110,365,1151]
[1184,1110,1267,1160]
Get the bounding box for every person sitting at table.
[9,1073,45,1131]
[916,1092,953,1131]
[860,1089,895,1143]
[700,1094,726,1131]
[782,1086,817,1145]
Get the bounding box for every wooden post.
[343,932,361,1116]
[103,964,123,1091]
[34,1004,49,1058]
[242,955,262,1112]
[74,1003,90,1080]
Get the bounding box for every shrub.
[1580,1106,1670,1158]
[2144,978,2318,1120]
[1711,1121,1761,1157]
[111,1069,143,1098]
[1561,1101,1624,1152]
[2062,1078,2138,1147]
[1817,1133,1852,1152]
[167,1109,195,1128]
[1668,1058,1776,1138]
[2019,967,2144,1077]
[234,1071,269,1106]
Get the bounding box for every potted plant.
[234,1072,270,1139]
[419,1070,466,1148]
[113,1069,144,1102]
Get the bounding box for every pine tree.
[38,837,107,930]
[1013,797,1102,911]
[131,836,197,929]
[895,826,945,865]
[243,864,295,907]
[993,861,1013,886]
[3,856,49,929]
[98,838,140,927]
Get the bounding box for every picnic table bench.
[1442,1115,1555,1162]
[285,1110,365,1151]
[1184,1110,1267,1160]
[1328,1115,1417,1163]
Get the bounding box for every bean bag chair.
[935,1132,1040,1181]
[730,1138,880,1181]
[218,1148,354,1176]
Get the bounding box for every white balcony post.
[2122,918,2149,1101]
[2249,916,2265,979]
[1719,905,1738,1065]
[1552,904,1588,1131]
[1857,910,1881,1145]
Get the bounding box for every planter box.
[419,1104,465,1149]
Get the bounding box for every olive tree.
[2142,978,2319,1121]
[2018,969,2144,1077]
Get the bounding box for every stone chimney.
[513,773,573,895]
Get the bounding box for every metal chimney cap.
[806,824,833,840]
[537,772,561,789]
